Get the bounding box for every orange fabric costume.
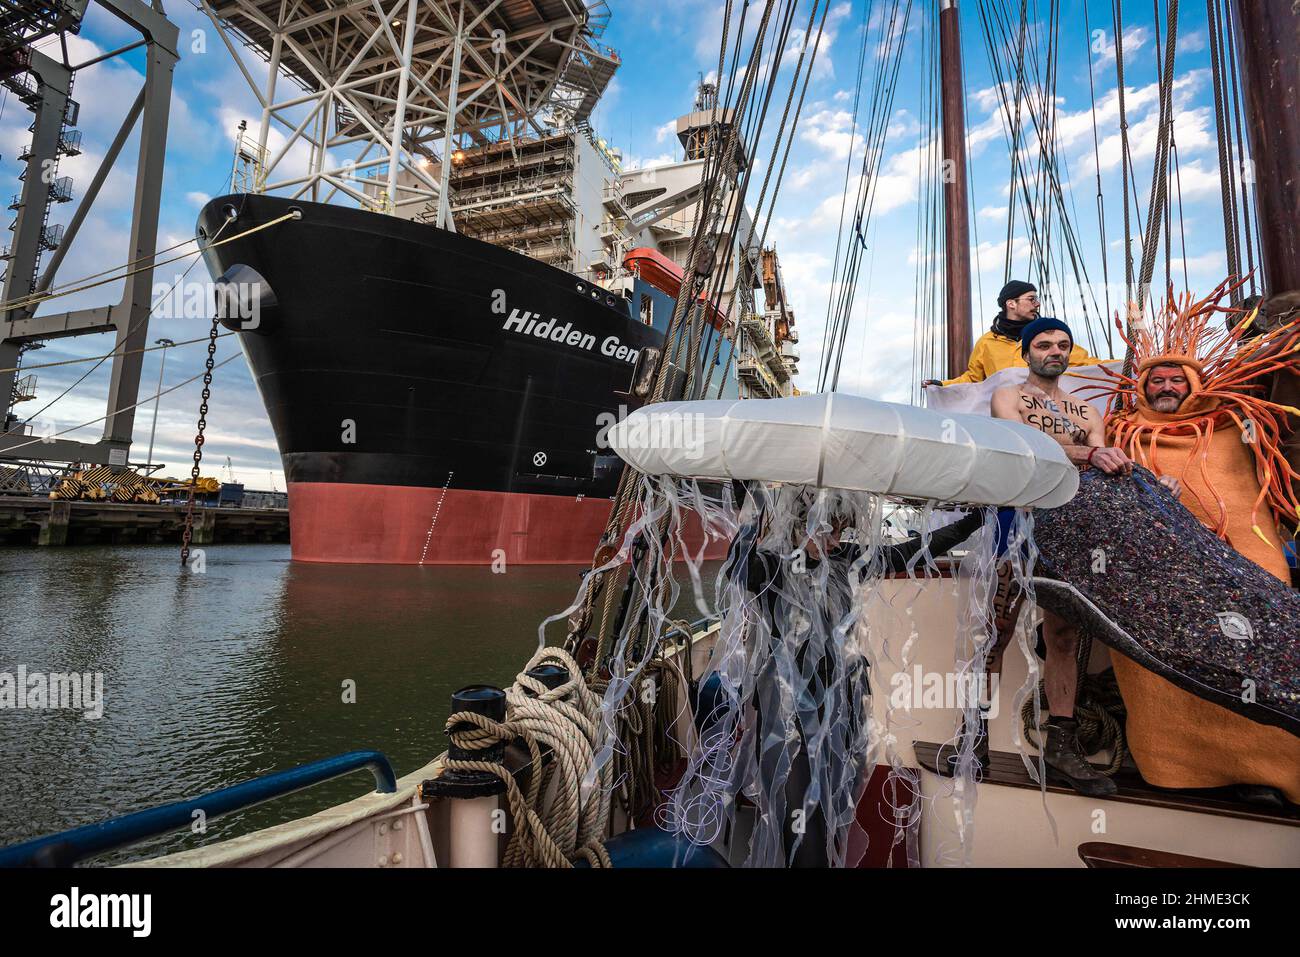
[1099,287,1300,802]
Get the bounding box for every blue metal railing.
[0,750,398,868]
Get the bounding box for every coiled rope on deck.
[503,648,610,859]
[1020,631,1129,776]
[589,651,685,823]
[441,711,576,868]
[442,647,614,868]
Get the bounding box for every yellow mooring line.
[0,209,300,315]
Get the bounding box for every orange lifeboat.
[622,247,727,329]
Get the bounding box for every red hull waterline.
[287,482,726,565]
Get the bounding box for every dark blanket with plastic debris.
[1031,466,1300,737]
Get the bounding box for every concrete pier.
[0,496,289,546]
[192,508,217,545]
[37,501,70,546]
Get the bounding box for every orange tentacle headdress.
[1091,278,1300,544]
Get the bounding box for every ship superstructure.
[608,82,799,398]
[737,246,800,397]
[370,77,800,399]
[380,125,627,275]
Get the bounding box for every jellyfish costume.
[542,392,1078,867]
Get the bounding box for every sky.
[3,0,1250,489]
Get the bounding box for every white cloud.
[624,152,676,171]
[1092,25,1150,69]
[1163,159,1222,200]
[799,108,861,160]
[887,109,919,139]
[1176,30,1206,55]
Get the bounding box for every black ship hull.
[197,193,727,563]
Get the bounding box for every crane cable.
[0,210,297,316]
[1,353,240,457]
[15,203,255,427]
[0,331,238,375]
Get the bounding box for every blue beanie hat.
[1020,316,1073,355]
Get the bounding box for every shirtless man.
[985,317,1173,796]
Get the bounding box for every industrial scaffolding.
[201,0,619,228]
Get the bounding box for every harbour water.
[0,543,603,863]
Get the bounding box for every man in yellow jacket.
[923,280,1100,386]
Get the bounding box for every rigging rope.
[1171,139,1191,291]
[1115,0,1138,378]
[1221,0,1257,297]
[698,0,831,403]
[975,0,1107,354]
[1206,0,1241,294]
[913,6,943,388]
[1136,0,1179,299]
[822,0,874,387]
[820,0,915,392]
[575,0,809,672]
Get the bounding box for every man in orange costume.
[1107,297,1300,805]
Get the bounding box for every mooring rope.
[442,712,576,868]
[0,331,238,375]
[0,210,299,315]
[443,647,615,868]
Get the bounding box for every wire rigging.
[819,0,916,392]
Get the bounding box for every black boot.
[971,711,990,767]
[1043,718,1117,797]
[936,711,990,775]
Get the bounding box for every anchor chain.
[180,315,221,567]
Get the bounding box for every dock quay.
[0,496,289,547]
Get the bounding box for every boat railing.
[0,750,398,868]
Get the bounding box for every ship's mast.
[1232,0,1300,293]
[939,0,973,379]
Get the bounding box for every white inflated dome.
[607,392,1078,508]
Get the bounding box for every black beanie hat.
[998,280,1037,308]
[1020,316,1073,355]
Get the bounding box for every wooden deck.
[915,740,1300,828]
